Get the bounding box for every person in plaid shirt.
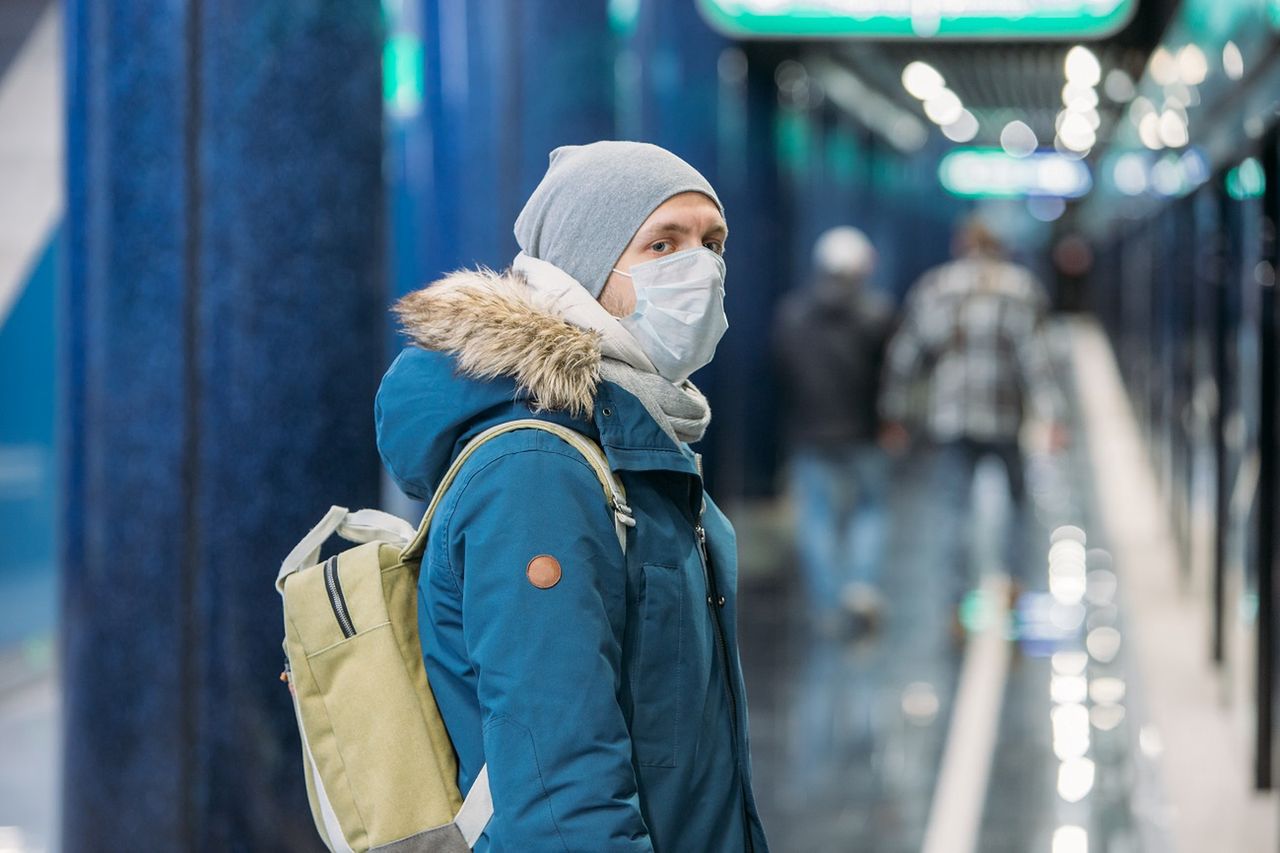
[879,217,1067,627]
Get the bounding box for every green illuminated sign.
[697,0,1136,39]
[939,148,1092,198]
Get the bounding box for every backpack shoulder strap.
[430,420,629,848]
[398,418,632,564]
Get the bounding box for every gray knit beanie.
[514,141,723,298]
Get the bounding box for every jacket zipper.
[324,556,357,638]
[695,521,754,853]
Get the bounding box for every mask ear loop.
[611,268,633,278]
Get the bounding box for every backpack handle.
[275,506,416,594]
[398,419,632,564]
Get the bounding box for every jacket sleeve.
[1013,279,1067,424]
[879,283,930,423]
[442,439,653,852]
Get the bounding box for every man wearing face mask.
[375,141,769,852]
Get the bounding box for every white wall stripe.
[0,4,62,327]
[1070,317,1276,853]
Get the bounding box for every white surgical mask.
[613,248,728,384]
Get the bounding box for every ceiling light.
[1058,112,1096,152]
[924,88,964,125]
[902,61,945,100]
[1064,46,1101,86]
[1223,41,1244,81]
[942,110,979,143]
[1138,113,1163,150]
[1159,110,1189,147]
[1177,44,1208,86]
[1149,47,1178,86]
[1062,83,1099,112]
[1000,120,1038,157]
[1104,69,1135,102]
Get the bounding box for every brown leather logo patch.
[526,555,562,589]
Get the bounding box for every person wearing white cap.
[774,226,894,635]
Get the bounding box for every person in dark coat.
[774,226,894,633]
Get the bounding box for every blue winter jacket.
[375,268,769,853]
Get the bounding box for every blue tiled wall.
[0,233,58,651]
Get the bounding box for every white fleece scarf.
[513,252,711,445]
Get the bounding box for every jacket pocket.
[631,562,684,768]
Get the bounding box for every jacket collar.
[393,265,698,478]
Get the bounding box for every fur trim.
[393,268,603,418]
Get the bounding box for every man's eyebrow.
[638,220,729,239]
[638,220,694,238]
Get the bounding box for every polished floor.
[737,328,1155,853]
[0,325,1262,852]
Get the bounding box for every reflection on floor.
[737,328,1155,853]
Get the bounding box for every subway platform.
[731,319,1277,853]
[5,2,1280,848]
[3,319,1274,851]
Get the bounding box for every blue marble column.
[62,1,385,848]
[618,3,790,497]
[387,0,615,297]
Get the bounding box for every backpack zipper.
[323,556,357,638]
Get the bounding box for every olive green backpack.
[275,419,632,852]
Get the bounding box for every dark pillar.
[387,0,615,297]
[619,2,792,498]
[62,1,385,848]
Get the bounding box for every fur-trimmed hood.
[393,267,605,419]
[376,258,711,502]
[377,260,665,502]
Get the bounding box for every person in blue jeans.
[880,218,1067,633]
[774,227,894,634]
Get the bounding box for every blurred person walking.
[376,142,768,852]
[879,217,1066,631]
[774,227,894,635]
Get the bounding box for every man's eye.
[705,241,724,255]
[650,241,671,253]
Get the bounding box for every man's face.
[598,192,727,318]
